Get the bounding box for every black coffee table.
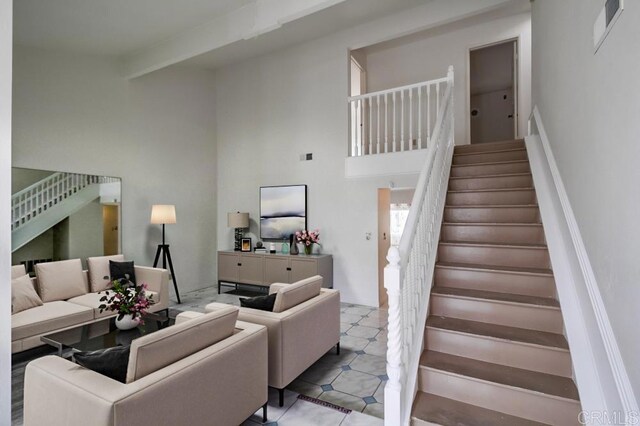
[41,311,170,357]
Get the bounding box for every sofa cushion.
[74,345,130,383]
[11,264,27,279]
[67,293,115,319]
[12,274,43,314]
[272,275,322,313]
[87,254,125,293]
[35,259,87,302]
[12,301,94,341]
[126,306,239,383]
[109,260,137,285]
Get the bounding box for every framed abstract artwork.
[260,185,307,240]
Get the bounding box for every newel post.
[384,246,405,425]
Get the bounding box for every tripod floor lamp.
[151,204,181,304]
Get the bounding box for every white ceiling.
[13,0,520,77]
[186,0,429,70]
[13,0,254,56]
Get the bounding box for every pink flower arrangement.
[295,229,320,246]
[98,278,154,323]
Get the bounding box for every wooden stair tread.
[454,147,527,157]
[445,204,538,208]
[452,159,530,169]
[447,187,534,194]
[450,172,532,180]
[426,316,569,349]
[443,222,543,227]
[436,261,553,276]
[432,286,559,307]
[420,351,579,401]
[439,241,548,249]
[412,392,546,426]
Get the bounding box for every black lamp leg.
[153,242,181,304]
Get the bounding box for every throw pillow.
[11,274,43,314]
[74,345,130,383]
[109,260,136,284]
[239,293,277,311]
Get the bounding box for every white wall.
[12,47,218,296]
[363,12,531,145]
[214,2,514,306]
[532,0,640,403]
[0,0,11,422]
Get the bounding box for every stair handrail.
[384,66,455,426]
[11,171,111,231]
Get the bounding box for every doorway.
[378,187,414,307]
[103,205,119,255]
[469,39,518,144]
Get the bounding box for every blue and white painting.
[260,185,307,239]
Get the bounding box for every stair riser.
[438,245,551,269]
[418,368,581,425]
[430,295,563,333]
[449,175,533,191]
[444,207,540,223]
[435,267,556,298]
[451,161,530,177]
[446,190,536,206]
[441,224,545,245]
[454,140,525,154]
[425,327,572,377]
[453,150,527,165]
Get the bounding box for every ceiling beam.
[121,0,346,79]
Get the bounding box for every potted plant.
[99,277,154,330]
[295,229,320,255]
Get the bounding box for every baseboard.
[526,105,638,420]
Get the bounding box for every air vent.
[300,153,313,161]
[593,0,623,52]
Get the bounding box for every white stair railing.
[11,172,117,231]
[384,66,455,426]
[348,76,448,157]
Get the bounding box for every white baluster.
[358,99,363,156]
[350,101,356,157]
[384,94,388,153]
[409,89,413,151]
[400,90,405,152]
[436,83,440,118]
[377,95,381,155]
[385,247,404,426]
[369,98,373,155]
[427,84,431,147]
[392,92,397,153]
[418,86,422,149]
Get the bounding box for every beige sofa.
[205,275,340,406]
[11,255,169,353]
[24,306,269,426]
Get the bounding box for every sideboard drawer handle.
[286,267,291,271]
[237,263,242,266]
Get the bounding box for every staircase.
[411,139,582,425]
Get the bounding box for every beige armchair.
[206,275,340,406]
[23,306,269,426]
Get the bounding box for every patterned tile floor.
[170,284,389,419]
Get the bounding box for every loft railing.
[11,172,117,231]
[348,75,448,157]
[383,66,455,426]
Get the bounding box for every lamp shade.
[227,212,249,228]
[151,205,177,224]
